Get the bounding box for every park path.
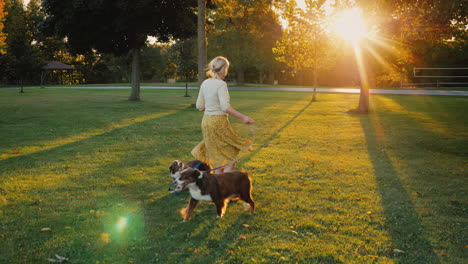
[3,85,468,96]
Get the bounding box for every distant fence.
[400,68,468,89]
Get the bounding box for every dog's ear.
[169,160,177,169]
[198,162,211,171]
[194,169,204,179]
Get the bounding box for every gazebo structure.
[41,61,77,86]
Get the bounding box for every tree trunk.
[20,78,24,93]
[312,24,317,102]
[197,0,207,89]
[40,71,45,88]
[185,74,190,97]
[312,65,318,102]
[128,48,141,101]
[351,45,370,114]
[237,67,245,84]
[298,70,304,86]
[267,67,274,84]
[357,83,370,113]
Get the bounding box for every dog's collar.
[192,162,203,169]
[168,182,180,194]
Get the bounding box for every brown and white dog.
[175,168,255,221]
[168,160,211,182]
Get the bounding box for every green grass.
[0,88,467,263]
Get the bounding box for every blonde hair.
[206,56,230,78]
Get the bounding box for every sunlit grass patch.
[0,88,466,263]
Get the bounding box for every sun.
[333,8,367,44]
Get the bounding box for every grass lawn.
[0,88,466,263]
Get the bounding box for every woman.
[191,56,254,173]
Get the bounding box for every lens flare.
[101,202,145,246]
[116,216,128,232]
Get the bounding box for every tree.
[0,0,6,55]
[197,0,207,89]
[209,0,281,84]
[348,0,467,112]
[170,38,198,96]
[140,44,166,82]
[25,0,45,43]
[42,0,197,101]
[2,0,44,90]
[274,0,335,100]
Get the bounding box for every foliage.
[42,0,197,55]
[169,38,198,83]
[208,0,282,84]
[41,0,198,100]
[0,0,465,87]
[274,0,336,86]
[0,0,6,55]
[140,44,167,82]
[25,0,45,43]
[0,88,467,263]
[355,0,468,83]
[0,0,44,86]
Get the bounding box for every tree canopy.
[42,0,197,55]
[208,0,282,84]
[0,0,6,54]
[0,0,465,92]
[42,0,197,100]
[1,0,44,88]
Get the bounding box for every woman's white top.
[196,78,230,115]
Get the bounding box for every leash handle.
[247,124,255,142]
[208,157,241,172]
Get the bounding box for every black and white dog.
[168,159,211,182]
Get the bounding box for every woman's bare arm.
[226,106,255,124]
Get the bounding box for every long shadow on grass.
[359,115,440,263]
[238,97,315,168]
[0,97,315,263]
[0,104,192,166]
[0,106,205,263]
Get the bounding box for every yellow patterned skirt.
[191,115,252,167]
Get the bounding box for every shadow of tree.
[0,105,211,263]
[359,114,440,263]
[239,97,315,168]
